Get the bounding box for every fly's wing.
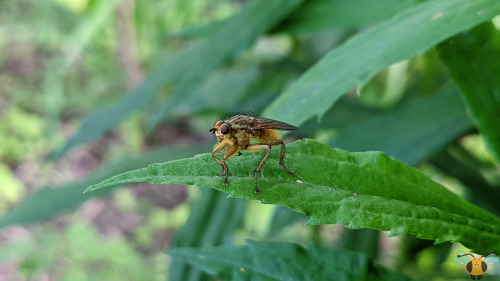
[226,114,254,129]
[454,251,470,265]
[250,117,298,131]
[485,254,500,265]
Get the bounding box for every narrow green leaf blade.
[149,65,260,124]
[0,145,210,228]
[167,242,414,281]
[171,0,417,38]
[264,0,500,126]
[437,22,500,163]
[53,48,192,158]
[85,139,500,253]
[150,0,304,126]
[280,0,417,33]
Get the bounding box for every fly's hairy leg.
[278,140,296,175]
[246,144,272,193]
[212,152,226,177]
[247,140,297,193]
[212,142,229,177]
[221,144,241,185]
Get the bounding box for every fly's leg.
[212,142,229,180]
[246,141,296,193]
[219,145,240,186]
[221,158,229,185]
[212,151,227,177]
[252,144,273,193]
[278,140,296,175]
[212,152,230,185]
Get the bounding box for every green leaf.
[149,0,304,126]
[437,22,500,163]
[431,145,500,217]
[44,0,121,147]
[269,206,307,236]
[340,228,380,260]
[0,145,210,228]
[85,139,500,253]
[148,65,260,126]
[167,241,414,281]
[55,0,304,157]
[328,84,473,166]
[279,0,418,33]
[52,47,192,158]
[264,0,500,126]
[175,0,418,38]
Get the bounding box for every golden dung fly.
[209,114,298,193]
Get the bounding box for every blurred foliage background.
[0,0,499,280]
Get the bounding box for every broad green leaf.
[271,86,472,237]
[55,0,304,157]
[167,241,414,281]
[437,22,500,163]
[0,145,210,228]
[328,84,473,166]
[85,139,500,253]
[264,0,500,127]
[169,189,246,281]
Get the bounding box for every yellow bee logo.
[454,251,499,280]
[209,114,297,193]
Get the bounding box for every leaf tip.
[83,184,102,194]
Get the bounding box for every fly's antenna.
[483,251,497,258]
[209,127,216,133]
[457,253,475,259]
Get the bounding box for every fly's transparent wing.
[454,251,471,265]
[251,117,298,131]
[484,253,500,265]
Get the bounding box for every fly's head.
[209,120,231,142]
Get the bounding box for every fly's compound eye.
[220,124,230,135]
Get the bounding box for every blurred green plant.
[168,241,414,280]
[0,222,163,281]
[0,108,44,163]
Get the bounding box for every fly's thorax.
[233,127,251,147]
